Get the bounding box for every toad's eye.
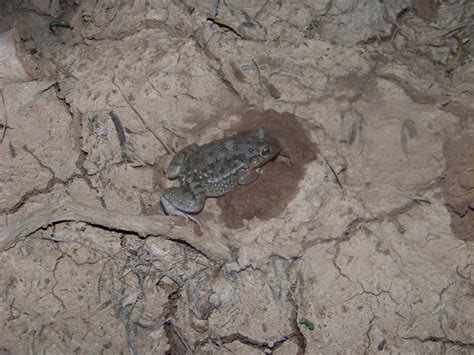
[261,144,272,156]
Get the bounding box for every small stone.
[191,317,209,333]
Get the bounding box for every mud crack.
[405,335,474,349]
[0,145,85,215]
[194,332,294,353]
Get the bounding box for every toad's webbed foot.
[160,187,206,225]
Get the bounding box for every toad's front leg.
[160,187,206,223]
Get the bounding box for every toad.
[161,128,281,222]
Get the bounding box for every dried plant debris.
[49,18,72,33]
[400,118,419,157]
[299,317,315,331]
[230,60,247,82]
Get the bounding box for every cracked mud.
[0,0,473,353]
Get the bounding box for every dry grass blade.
[322,155,345,193]
[251,59,264,112]
[0,88,8,144]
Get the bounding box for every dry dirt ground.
[0,0,473,354]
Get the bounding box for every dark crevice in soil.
[58,91,108,209]
[302,216,373,250]
[75,149,107,209]
[286,288,307,355]
[195,332,295,353]
[0,171,84,216]
[163,290,189,355]
[405,336,474,349]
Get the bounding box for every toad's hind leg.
[166,143,199,179]
[160,187,206,223]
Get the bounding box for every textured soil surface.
[1,1,473,353]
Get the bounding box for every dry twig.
[0,200,232,262]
